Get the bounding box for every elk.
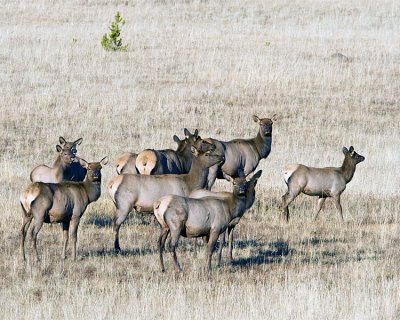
[108,142,224,252]
[204,114,277,189]
[114,129,200,175]
[30,137,86,183]
[20,157,108,261]
[189,170,261,265]
[281,146,365,222]
[136,129,200,175]
[154,170,262,272]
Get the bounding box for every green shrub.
[101,12,128,51]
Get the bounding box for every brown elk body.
[154,171,262,272]
[205,115,277,189]
[108,142,224,252]
[30,137,86,183]
[20,157,108,261]
[281,146,365,222]
[189,171,261,265]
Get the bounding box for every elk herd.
[19,115,365,272]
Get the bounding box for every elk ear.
[252,115,260,123]
[79,158,89,169]
[223,172,235,183]
[74,138,83,145]
[184,128,191,137]
[59,137,66,145]
[349,146,354,153]
[56,145,62,152]
[100,156,109,167]
[271,114,278,122]
[173,135,180,143]
[191,146,199,157]
[342,147,349,155]
[253,170,262,180]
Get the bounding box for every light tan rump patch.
[284,164,300,183]
[116,152,134,174]
[20,183,41,215]
[136,150,157,175]
[154,196,173,229]
[108,175,124,204]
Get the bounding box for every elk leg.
[205,230,220,272]
[227,226,234,264]
[168,232,182,272]
[332,195,344,221]
[70,218,80,261]
[20,215,32,261]
[193,239,197,257]
[61,221,70,260]
[112,207,131,253]
[158,228,169,272]
[216,231,226,266]
[281,187,301,222]
[30,218,44,262]
[313,197,326,221]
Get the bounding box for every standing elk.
[20,157,108,261]
[204,114,277,189]
[189,170,261,265]
[30,137,86,183]
[281,146,365,222]
[108,142,224,252]
[154,170,262,272]
[115,129,200,175]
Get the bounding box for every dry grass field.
[1,0,399,318]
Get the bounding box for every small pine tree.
[101,12,128,51]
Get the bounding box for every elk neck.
[183,158,209,191]
[253,129,272,159]
[340,155,356,183]
[82,177,102,203]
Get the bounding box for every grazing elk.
[281,146,365,222]
[108,142,224,252]
[20,157,108,261]
[204,114,277,189]
[189,170,261,265]
[154,170,262,272]
[30,137,86,183]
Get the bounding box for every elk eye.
[205,153,209,156]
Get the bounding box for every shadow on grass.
[85,212,156,228]
[232,240,292,266]
[83,246,157,257]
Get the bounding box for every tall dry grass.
[0,0,399,319]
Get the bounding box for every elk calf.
[20,157,108,261]
[154,170,262,272]
[30,137,86,183]
[281,146,365,222]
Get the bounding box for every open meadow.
[0,0,399,318]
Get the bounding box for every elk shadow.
[232,240,291,266]
[83,246,157,257]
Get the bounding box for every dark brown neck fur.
[340,154,356,183]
